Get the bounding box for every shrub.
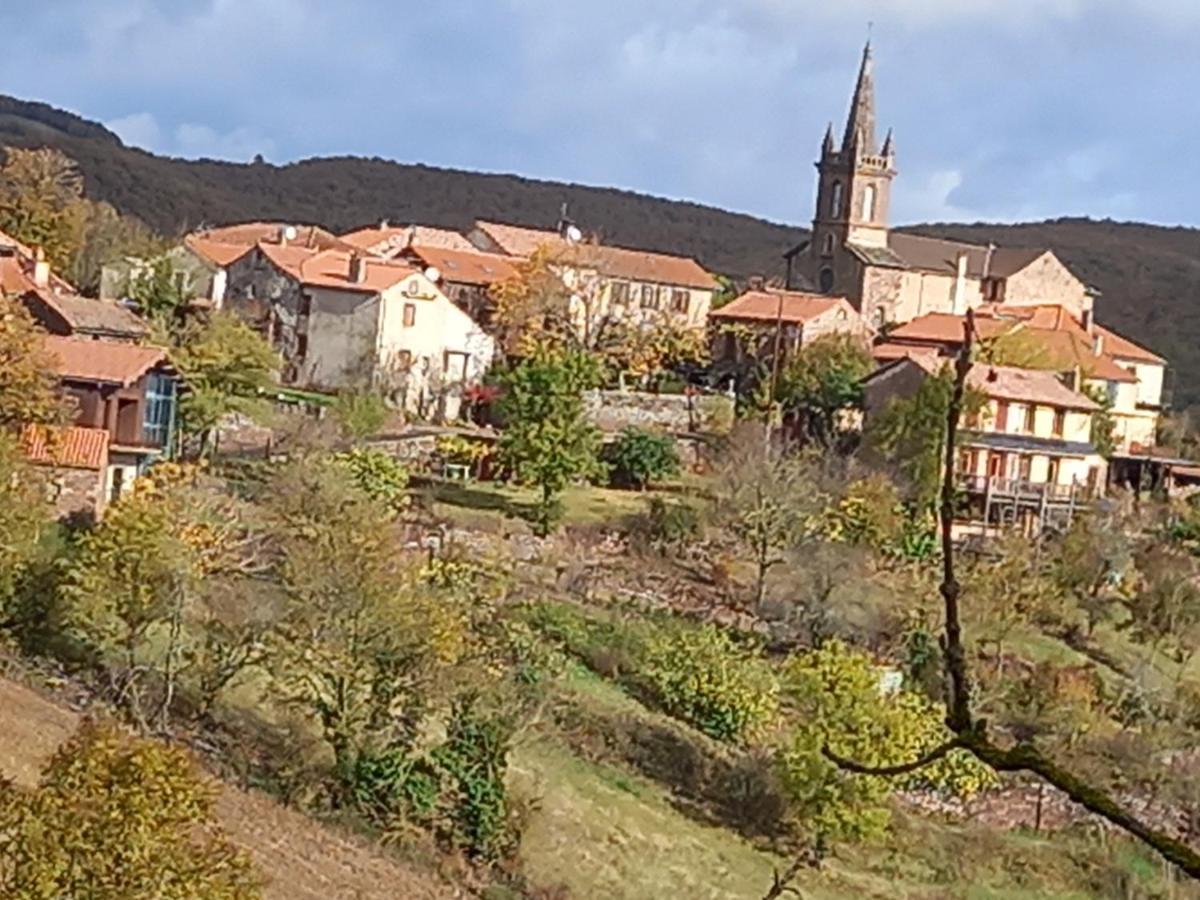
[603,428,681,490]
[333,447,409,512]
[638,624,779,743]
[641,497,701,548]
[777,640,995,843]
[435,434,490,469]
[332,389,391,439]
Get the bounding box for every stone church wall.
[1002,253,1088,316]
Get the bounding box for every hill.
[3,94,1200,407]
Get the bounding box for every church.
[788,43,1094,332]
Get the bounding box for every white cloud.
[172,123,274,162]
[105,111,164,152]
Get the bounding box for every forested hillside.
[3,93,1200,405]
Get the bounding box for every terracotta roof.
[184,235,254,268]
[341,224,475,254]
[0,251,75,296]
[872,342,942,365]
[33,292,148,338]
[473,220,718,290]
[21,424,109,471]
[258,243,417,294]
[887,312,1011,344]
[1095,325,1165,364]
[1031,330,1138,383]
[966,363,1099,411]
[190,222,349,251]
[44,335,169,386]
[709,289,849,324]
[406,246,517,287]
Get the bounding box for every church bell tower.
[810,42,896,293]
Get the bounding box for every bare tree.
[825,311,1200,879]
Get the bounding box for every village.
[7,40,1200,900]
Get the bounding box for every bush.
[332,389,390,439]
[603,428,680,490]
[435,434,490,469]
[777,640,995,843]
[640,497,701,549]
[638,624,779,743]
[523,601,649,679]
[333,447,409,512]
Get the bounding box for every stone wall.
[43,466,104,522]
[583,390,733,435]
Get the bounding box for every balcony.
[959,475,1094,507]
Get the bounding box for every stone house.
[43,336,179,504]
[224,243,495,421]
[398,244,518,328]
[340,222,477,259]
[864,356,1107,535]
[21,424,110,521]
[708,288,866,385]
[467,219,719,340]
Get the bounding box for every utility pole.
[764,290,786,456]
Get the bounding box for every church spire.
[880,127,894,158]
[822,122,836,155]
[841,40,877,155]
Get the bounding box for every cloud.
[105,111,275,162]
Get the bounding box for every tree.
[0,147,87,272]
[603,427,680,490]
[777,333,873,446]
[265,459,466,790]
[0,297,68,432]
[331,388,391,440]
[713,430,822,610]
[168,313,278,454]
[0,719,260,899]
[0,432,50,622]
[127,254,190,324]
[488,248,577,360]
[496,346,604,536]
[1083,384,1117,459]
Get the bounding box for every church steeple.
[822,122,836,155]
[841,41,877,156]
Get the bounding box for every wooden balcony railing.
[958,474,1093,504]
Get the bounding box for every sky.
[1,0,1198,228]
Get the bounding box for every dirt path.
[0,676,457,900]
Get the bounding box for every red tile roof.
[966,363,1100,411]
[709,289,851,324]
[472,221,718,290]
[184,235,254,268]
[190,222,349,251]
[21,424,109,471]
[1096,325,1164,364]
[341,224,476,254]
[258,243,417,294]
[44,335,169,386]
[406,246,517,287]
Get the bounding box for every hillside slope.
[3,94,1200,406]
[0,674,455,900]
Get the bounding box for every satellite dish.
[424,266,441,284]
[282,225,298,242]
[565,225,583,243]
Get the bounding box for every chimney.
[379,218,389,230]
[278,226,289,246]
[748,275,766,292]
[32,247,49,288]
[951,251,969,314]
[349,252,367,284]
[1081,297,1095,335]
[1093,333,1104,356]
[983,242,996,279]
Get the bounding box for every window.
[956,449,977,476]
[862,184,877,221]
[299,292,313,317]
[1052,409,1065,438]
[1048,457,1060,484]
[670,289,689,314]
[640,284,657,309]
[396,349,413,370]
[821,233,835,257]
[830,181,844,217]
[142,372,176,449]
[403,303,416,327]
[109,467,126,504]
[1022,404,1036,434]
[296,333,308,361]
[611,282,630,305]
[995,401,1010,431]
[871,305,886,330]
[1018,455,1033,481]
[818,267,834,294]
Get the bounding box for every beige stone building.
[864,356,1107,534]
[789,44,1093,330]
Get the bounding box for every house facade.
[224,243,494,421]
[864,357,1106,535]
[21,424,111,521]
[708,288,866,386]
[468,219,718,338]
[43,335,179,505]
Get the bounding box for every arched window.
[822,233,835,257]
[818,267,835,294]
[872,305,886,330]
[862,184,877,221]
[830,181,844,217]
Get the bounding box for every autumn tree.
[0,433,50,622]
[496,346,604,535]
[167,313,278,454]
[0,720,260,899]
[0,147,87,272]
[127,254,190,324]
[0,297,67,433]
[777,333,873,446]
[264,459,467,790]
[488,247,577,359]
